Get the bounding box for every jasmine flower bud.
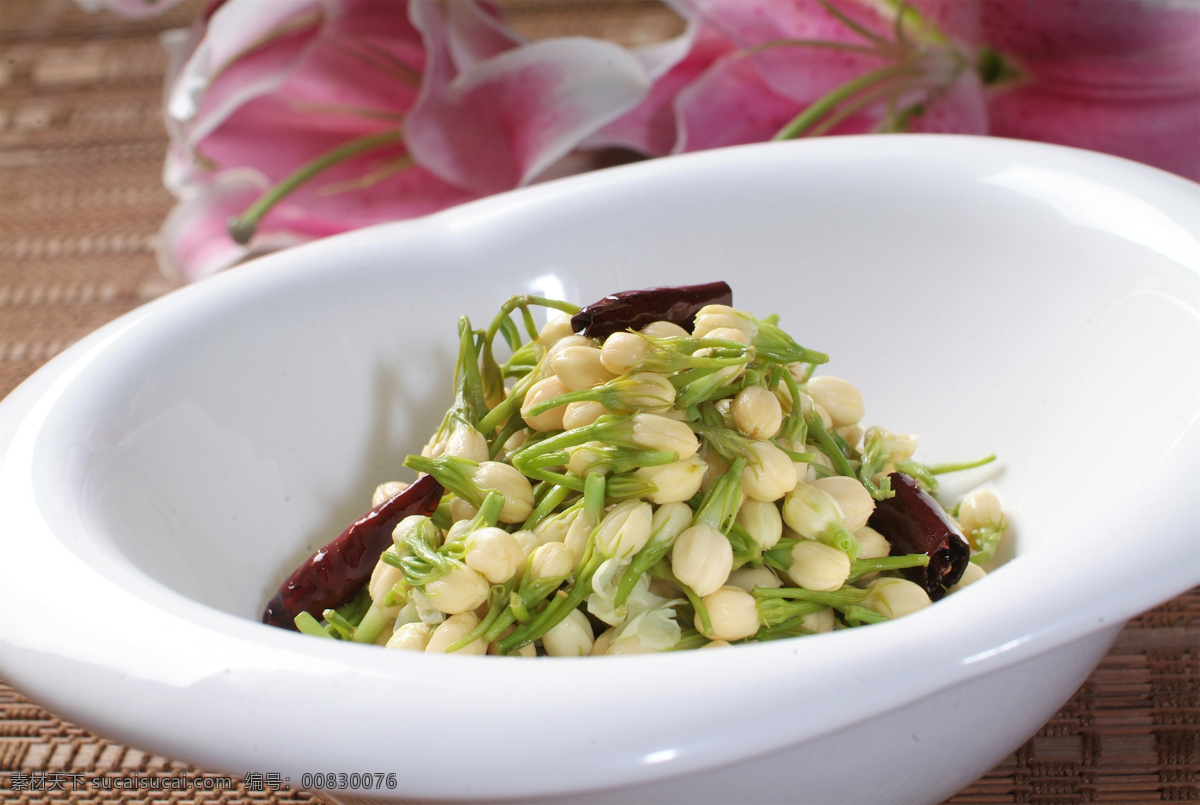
[865,577,931,619]
[784,539,851,592]
[472,461,534,523]
[426,612,487,654]
[671,523,733,596]
[634,455,707,504]
[697,586,760,641]
[541,608,595,657]
[807,375,864,428]
[595,499,654,559]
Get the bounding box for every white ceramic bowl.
[2,136,1197,805]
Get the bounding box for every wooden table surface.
[1,1,1196,803]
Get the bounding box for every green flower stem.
[404,454,482,507]
[229,128,405,244]
[773,63,918,141]
[446,581,513,653]
[521,483,573,531]
[805,408,858,479]
[847,554,928,583]
[496,551,600,655]
[294,611,335,638]
[926,455,996,474]
[693,457,747,532]
[350,602,392,644]
[475,368,539,436]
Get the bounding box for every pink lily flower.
[634,0,1198,179]
[159,0,670,282]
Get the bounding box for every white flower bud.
[425,612,487,654]
[806,376,864,428]
[796,390,833,431]
[742,440,798,502]
[590,627,615,655]
[635,455,707,504]
[531,541,576,580]
[699,325,751,345]
[784,539,851,592]
[567,441,611,477]
[542,334,591,372]
[502,427,530,455]
[853,525,892,560]
[538,315,575,350]
[731,385,783,440]
[618,372,677,411]
[639,320,689,338]
[534,508,575,545]
[811,476,875,532]
[464,526,524,583]
[726,565,783,593]
[562,400,608,430]
[444,518,473,544]
[957,487,1004,535]
[522,375,571,432]
[448,497,478,524]
[541,608,595,656]
[671,524,733,597]
[391,514,440,553]
[697,586,760,641]
[801,607,835,633]
[563,511,593,566]
[372,480,408,508]
[782,482,844,539]
[599,331,651,375]
[509,529,540,558]
[369,548,404,610]
[444,425,489,463]
[595,499,654,559]
[630,412,699,459]
[835,424,864,451]
[650,501,694,548]
[471,461,534,524]
[551,345,616,391]
[410,589,446,626]
[736,499,784,550]
[865,577,931,618]
[951,562,987,591]
[693,305,758,340]
[422,564,490,615]
[386,622,432,651]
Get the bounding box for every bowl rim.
[1,134,1197,798]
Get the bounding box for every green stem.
[773,63,917,141]
[229,128,405,244]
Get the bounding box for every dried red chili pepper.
[867,472,970,601]
[571,281,732,338]
[262,473,443,630]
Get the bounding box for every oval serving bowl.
[1,136,1197,805]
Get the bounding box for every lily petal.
[407,0,653,193]
[980,0,1200,179]
[157,169,307,283]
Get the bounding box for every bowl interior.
[31,138,1196,621]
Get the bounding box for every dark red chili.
[866,472,970,601]
[262,473,443,630]
[571,281,733,339]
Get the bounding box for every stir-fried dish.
[263,282,1007,656]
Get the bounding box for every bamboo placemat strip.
[1,1,1197,803]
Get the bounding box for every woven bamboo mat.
[1,1,1196,802]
